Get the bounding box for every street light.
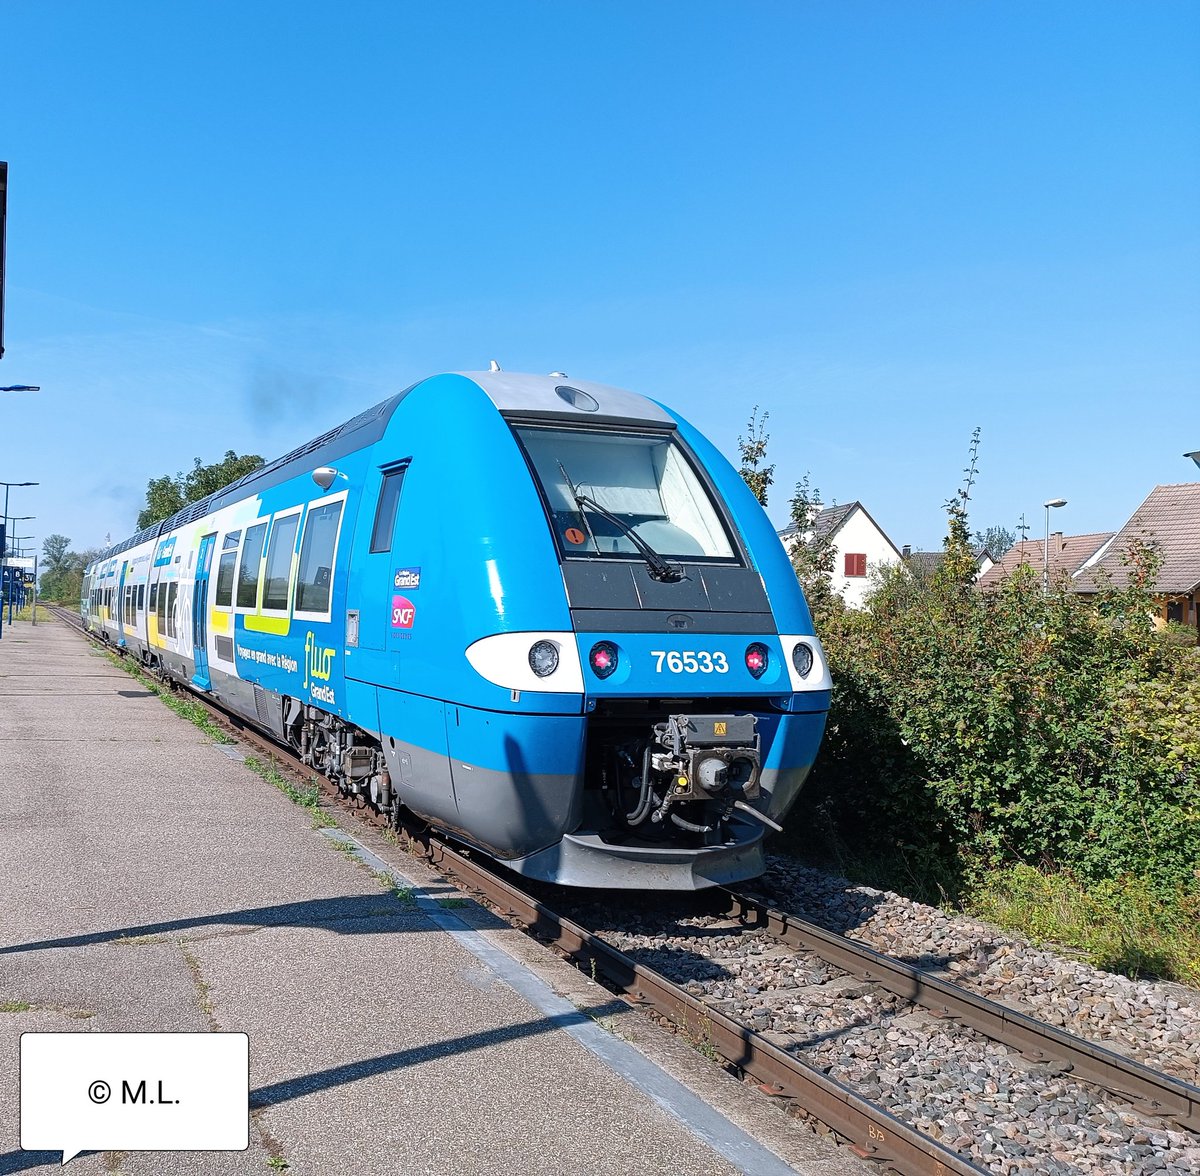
[4,536,32,623]
[2,515,33,557]
[1185,451,1200,470]
[0,482,38,640]
[1043,497,1068,593]
[0,385,40,393]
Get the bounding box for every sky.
[1,0,1198,568]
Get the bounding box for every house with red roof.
[1071,482,1200,634]
[975,531,1115,592]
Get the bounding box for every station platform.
[0,617,864,1176]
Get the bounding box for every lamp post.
[0,481,38,639]
[3,515,34,557]
[1043,498,1067,594]
[0,385,40,393]
[1186,451,1200,470]
[5,536,32,623]
[1,480,38,527]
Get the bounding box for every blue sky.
[2,0,1197,566]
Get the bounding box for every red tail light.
[589,641,618,679]
[745,642,769,679]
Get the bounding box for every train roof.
[458,370,673,426]
[92,371,672,564]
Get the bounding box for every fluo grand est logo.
[303,631,337,703]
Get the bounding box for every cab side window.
[370,467,407,553]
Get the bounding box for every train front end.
[457,372,830,889]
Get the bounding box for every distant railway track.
[54,606,1200,1174]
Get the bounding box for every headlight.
[791,641,814,678]
[528,640,560,677]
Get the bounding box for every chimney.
[1052,531,1064,552]
[902,544,912,558]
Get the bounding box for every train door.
[116,561,129,647]
[345,461,410,671]
[191,533,216,690]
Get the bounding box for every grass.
[964,865,1200,987]
[243,755,337,829]
[689,1014,720,1062]
[370,868,416,904]
[0,1000,31,1013]
[101,650,232,744]
[4,601,45,623]
[98,636,349,842]
[779,830,1200,989]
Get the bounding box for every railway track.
[55,607,1200,1175]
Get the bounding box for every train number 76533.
[649,650,729,674]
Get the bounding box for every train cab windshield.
[514,425,738,564]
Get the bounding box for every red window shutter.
[844,553,866,577]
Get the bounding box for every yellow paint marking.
[244,614,290,636]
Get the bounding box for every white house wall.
[781,506,902,610]
[831,509,899,607]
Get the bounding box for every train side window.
[215,531,240,609]
[149,583,158,612]
[296,500,345,615]
[236,522,268,609]
[157,582,168,629]
[166,582,178,638]
[137,584,145,612]
[262,511,301,612]
[370,466,407,553]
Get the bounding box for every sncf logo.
[391,595,416,629]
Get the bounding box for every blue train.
[82,371,830,888]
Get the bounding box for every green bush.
[783,500,1200,907]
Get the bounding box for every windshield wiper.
[557,464,682,584]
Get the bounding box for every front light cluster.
[528,640,560,677]
[791,641,814,678]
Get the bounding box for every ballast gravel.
[570,858,1200,1175]
[760,858,1200,1087]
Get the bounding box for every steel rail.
[718,891,1200,1132]
[418,833,988,1176]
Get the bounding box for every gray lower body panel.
[503,823,767,891]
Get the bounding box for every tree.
[182,450,263,502]
[737,407,775,507]
[786,475,841,622]
[39,534,80,602]
[974,524,1016,559]
[40,534,73,580]
[136,450,263,529]
[137,475,185,530]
